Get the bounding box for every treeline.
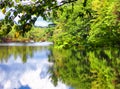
[0,46,43,63]
[0,0,120,48]
[0,24,53,42]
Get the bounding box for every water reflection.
[0,43,70,89]
[49,47,120,89]
[1,43,120,89]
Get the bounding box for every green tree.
[0,21,12,37]
[0,0,79,36]
[52,0,92,48]
[88,0,120,46]
[51,0,120,48]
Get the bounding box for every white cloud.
[20,63,68,89]
[4,80,11,89]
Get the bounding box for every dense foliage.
[51,0,120,48]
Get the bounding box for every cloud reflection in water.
[0,48,70,89]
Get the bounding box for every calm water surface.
[0,42,120,89]
[0,42,71,89]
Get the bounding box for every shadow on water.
[1,43,120,89]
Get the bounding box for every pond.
[0,42,120,89]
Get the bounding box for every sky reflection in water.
[0,45,70,89]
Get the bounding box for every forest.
[0,0,120,49]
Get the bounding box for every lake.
[0,42,71,89]
[0,42,120,89]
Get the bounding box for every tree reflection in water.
[0,46,47,63]
[49,47,120,89]
[1,45,120,89]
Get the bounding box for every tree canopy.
[51,0,120,48]
[0,0,79,36]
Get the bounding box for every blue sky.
[0,11,51,27]
[34,17,52,27]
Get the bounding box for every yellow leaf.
[1,8,6,14]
